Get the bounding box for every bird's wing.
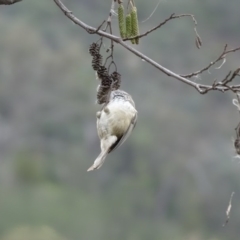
[108,111,137,153]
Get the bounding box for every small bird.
[87,89,137,171]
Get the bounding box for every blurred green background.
[0,0,240,239]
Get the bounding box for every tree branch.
[0,0,22,5]
[123,13,201,46]
[181,44,240,78]
[53,0,240,94]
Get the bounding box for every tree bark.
[0,0,22,5]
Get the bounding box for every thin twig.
[124,13,200,43]
[88,20,106,34]
[103,0,116,71]
[182,45,240,78]
[141,0,161,23]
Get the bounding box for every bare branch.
[103,0,116,69]
[53,0,240,95]
[124,13,201,44]
[199,68,240,94]
[182,45,240,78]
[0,0,22,5]
[53,0,119,40]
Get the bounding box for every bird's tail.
[87,150,108,171]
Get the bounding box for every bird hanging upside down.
[87,89,137,171]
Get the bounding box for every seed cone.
[96,66,112,104]
[97,66,108,79]
[97,85,110,104]
[89,43,100,56]
[111,71,121,90]
[92,53,102,71]
[234,138,240,155]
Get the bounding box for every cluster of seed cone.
[111,71,121,90]
[96,66,112,104]
[89,43,122,104]
[118,3,139,44]
[89,43,102,71]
